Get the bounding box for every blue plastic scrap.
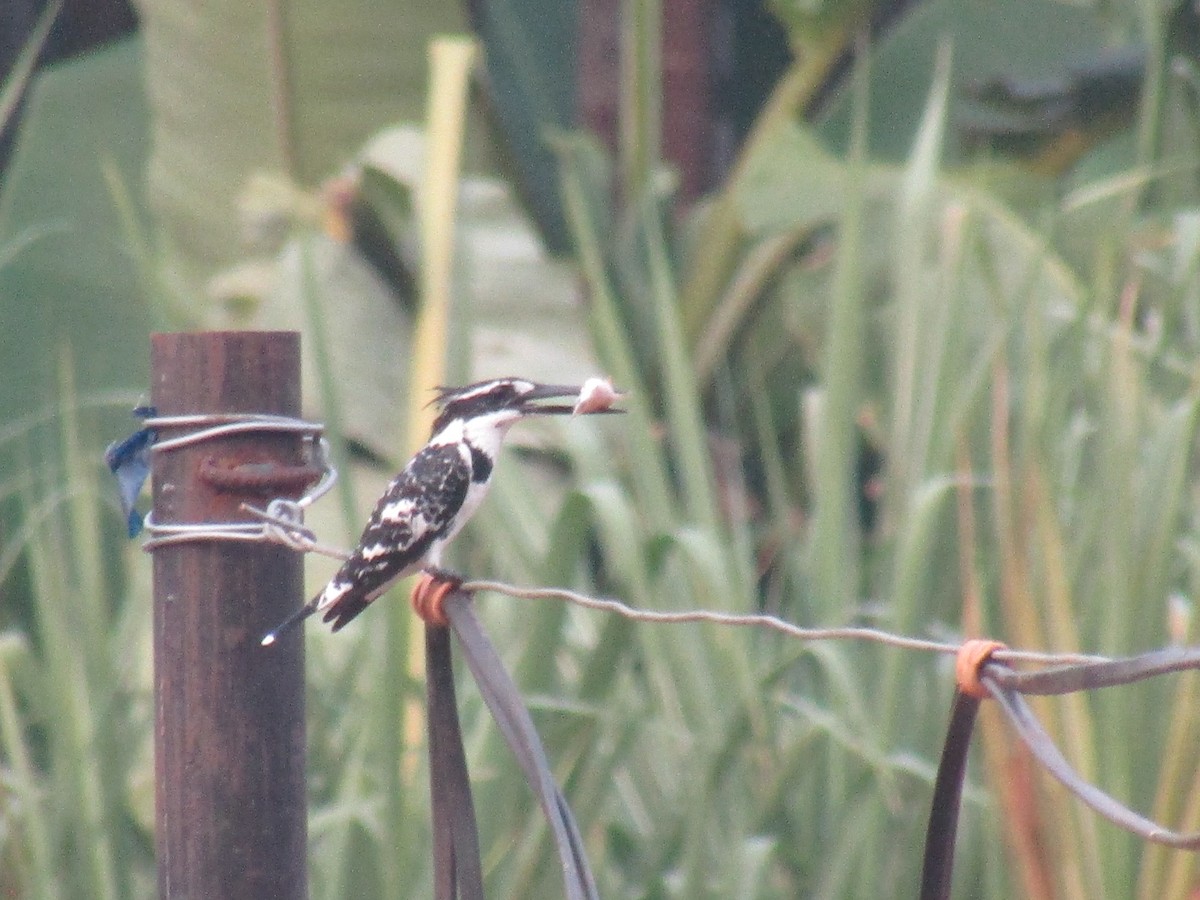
[104,405,157,538]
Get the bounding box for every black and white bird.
[261,377,618,645]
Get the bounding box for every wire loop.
[954,639,1007,699]
[141,413,336,552]
[412,573,455,627]
[145,413,325,453]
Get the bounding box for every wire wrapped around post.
[411,580,598,900]
[149,331,308,899]
[921,640,1200,900]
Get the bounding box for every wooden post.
[150,332,307,899]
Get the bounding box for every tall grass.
[4,18,1200,900]
[0,357,153,900]
[490,39,1199,900]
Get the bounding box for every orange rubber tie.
[410,572,454,627]
[955,639,1007,699]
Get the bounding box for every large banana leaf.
[0,39,149,429]
[133,0,487,288]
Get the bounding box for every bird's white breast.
[424,409,520,557]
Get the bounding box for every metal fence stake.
[151,331,307,899]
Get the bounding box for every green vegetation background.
[2,0,1199,897]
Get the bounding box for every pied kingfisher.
[261,377,618,644]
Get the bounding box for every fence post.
[150,331,307,899]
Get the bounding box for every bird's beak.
[521,382,624,416]
[521,384,586,416]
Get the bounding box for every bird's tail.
[260,599,319,647]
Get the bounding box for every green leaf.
[135,0,488,285]
[466,0,578,251]
[0,40,151,429]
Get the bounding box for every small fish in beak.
[573,377,622,416]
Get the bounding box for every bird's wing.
[318,443,471,631]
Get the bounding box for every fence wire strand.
[235,496,1200,854]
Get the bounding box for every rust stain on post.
[151,332,307,899]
